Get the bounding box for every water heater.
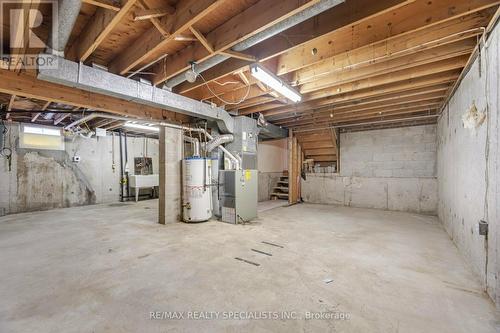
[182,157,212,222]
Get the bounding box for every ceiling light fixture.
[185,61,198,83]
[250,64,302,103]
[124,122,160,132]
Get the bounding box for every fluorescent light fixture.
[250,64,302,103]
[23,125,61,136]
[124,122,160,132]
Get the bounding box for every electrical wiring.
[199,73,252,105]
[211,79,241,86]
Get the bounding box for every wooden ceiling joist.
[267,85,451,122]
[271,90,448,122]
[189,26,214,53]
[108,0,224,76]
[151,0,327,86]
[177,0,414,93]
[292,14,487,85]
[68,0,138,62]
[276,0,498,75]
[279,103,441,127]
[82,0,121,11]
[0,69,185,123]
[261,72,460,117]
[134,6,176,21]
[7,95,16,111]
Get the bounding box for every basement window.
[19,124,65,151]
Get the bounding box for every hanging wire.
[199,73,252,105]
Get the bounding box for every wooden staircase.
[270,172,289,200]
[295,129,339,167]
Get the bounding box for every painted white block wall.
[302,124,438,214]
[302,173,437,214]
[437,22,499,306]
[341,125,437,178]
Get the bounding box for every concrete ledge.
[302,173,437,215]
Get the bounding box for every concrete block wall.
[0,122,159,215]
[437,22,499,306]
[302,174,437,214]
[341,125,437,178]
[302,124,438,213]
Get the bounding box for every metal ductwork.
[206,134,234,153]
[62,111,242,169]
[38,57,235,133]
[184,136,200,157]
[165,0,345,89]
[46,0,81,56]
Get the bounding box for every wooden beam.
[276,97,444,124]
[269,84,450,120]
[82,0,121,11]
[292,14,487,85]
[134,6,175,21]
[151,0,324,86]
[255,62,460,118]
[236,71,250,86]
[7,95,16,111]
[68,0,138,62]
[304,148,337,156]
[31,100,51,122]
[227,96,275,111]
[176,58,252,95]
[276,0,498,75]
[174,35,198,42]
[263,72,459,117]
[291,111,439,130]
[53,113,71,125]
[304,56,468,101]
[299,42,475,94]
[307,155,336,162]
[177,0,414,91]
[301,141,334,149]
[287,106,439,127]
[109,0,224,75]
[219,50,256,62]
[278,91,447,119]
[0,69,186,122]
[135,0,173,36]
[333,128,340,170]
[177,0,496,97]
[189,26,214,53]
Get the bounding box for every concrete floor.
[0,201,499,332]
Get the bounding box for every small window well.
[19,124,65,150]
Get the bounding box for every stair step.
[280,176,288,179]
[271,192,289,198]
[277,180,289,184]
[273,186,289,191]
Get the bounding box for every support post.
[159,126,183,224]
[332,128,340,173]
